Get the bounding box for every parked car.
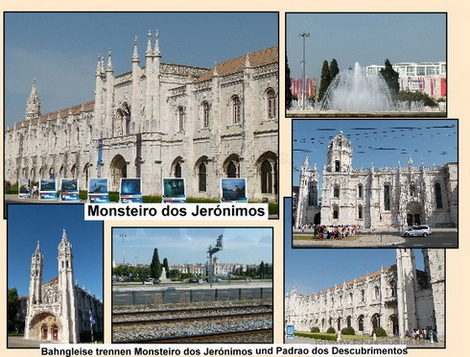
[401,225,432,237]
[186,278,200,283]
[143,278,158,285]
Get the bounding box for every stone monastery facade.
[295,131,457,228]
[5,32,279,201]
[285,249,445,339]
[24,230,103,343]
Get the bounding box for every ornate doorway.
[406,201,423,226]
[110,155,127,191]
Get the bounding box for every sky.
[292,119,458,187]
[283,199,425,296]
[286,13,446,79]
[7,204,103,300]
[112,227,273,266]
[4,12,278,129]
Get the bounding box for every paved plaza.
[292,228,457,248]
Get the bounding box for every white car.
[401,225,432,237]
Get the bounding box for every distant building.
[24,230,103,343]
[365,62,446,99]
[285,249,445,339]
[290,78,317,99]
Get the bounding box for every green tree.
[380,59,400,95]
[285,52,293,109]
[329,58,339,81]
[162,258,170,278]
[8,288,19,333]
[149,248,162,280]
[318,60,331,102]
[395,90,438,107]
[259,261,266,279]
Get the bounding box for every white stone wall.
[6,44,278,202]
[298,132,457,228]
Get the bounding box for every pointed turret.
[24,240,43,339]
[154,30,161,57]
[58,229,78,343]
[132,36,139,63]
[25,78,41,119]
[146,30,153,57]
[106,50,113,73]
[244,52,252,68]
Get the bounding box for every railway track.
[115,328,273,343]
[113,303,273,343]
[113,304,273,324]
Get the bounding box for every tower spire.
[106,49,113,72]
[154,30,161,57]
[146,30,152,56]
[25,78,41,119]
[132,36,139,62]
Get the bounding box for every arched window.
[227,162,237,177]
[435,182,443,209]
[361,289,365,302]
[232,95,241,124]
[375,286,380,300]
[358,183,363,198]
[174,162,182,178]
[371,313,380,329]
[261,159,273,194]
[333,184,340,198]
[198,162,207,192]
[335,160,340,172]
[266,88,276,119]
[177,106,185,132]
[410,183,416,197]
[358,315,364,332]
[332,204,339,219]
[384,185,391,211]
[202,101,210,128]
[358,205,363,220]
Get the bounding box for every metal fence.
[113,287,273,307]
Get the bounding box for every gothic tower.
[25,79,41,119]
[396,249,418,338]
[422,249,445,339]
[295,156,319,227]
[326,131,353,173]
[24,242,43,339]
[57,229,78,343]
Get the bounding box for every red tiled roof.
[194,46,278,83]
[12,101,95,131]
[311,265,396,297]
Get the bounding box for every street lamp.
[299,32,310,110]
[119,234,127,265]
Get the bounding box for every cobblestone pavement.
[292,228,457,248]
[285,335,445,347]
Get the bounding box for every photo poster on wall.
[220,178,248,203]
[162,178,187,203]
[18,179,31,199]
[119,178,143,203]
[88,178,110,203]
[39,178,58,200]
[60,178,80,202]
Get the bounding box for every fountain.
[319,62,394,111]
[288,62,444,117]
